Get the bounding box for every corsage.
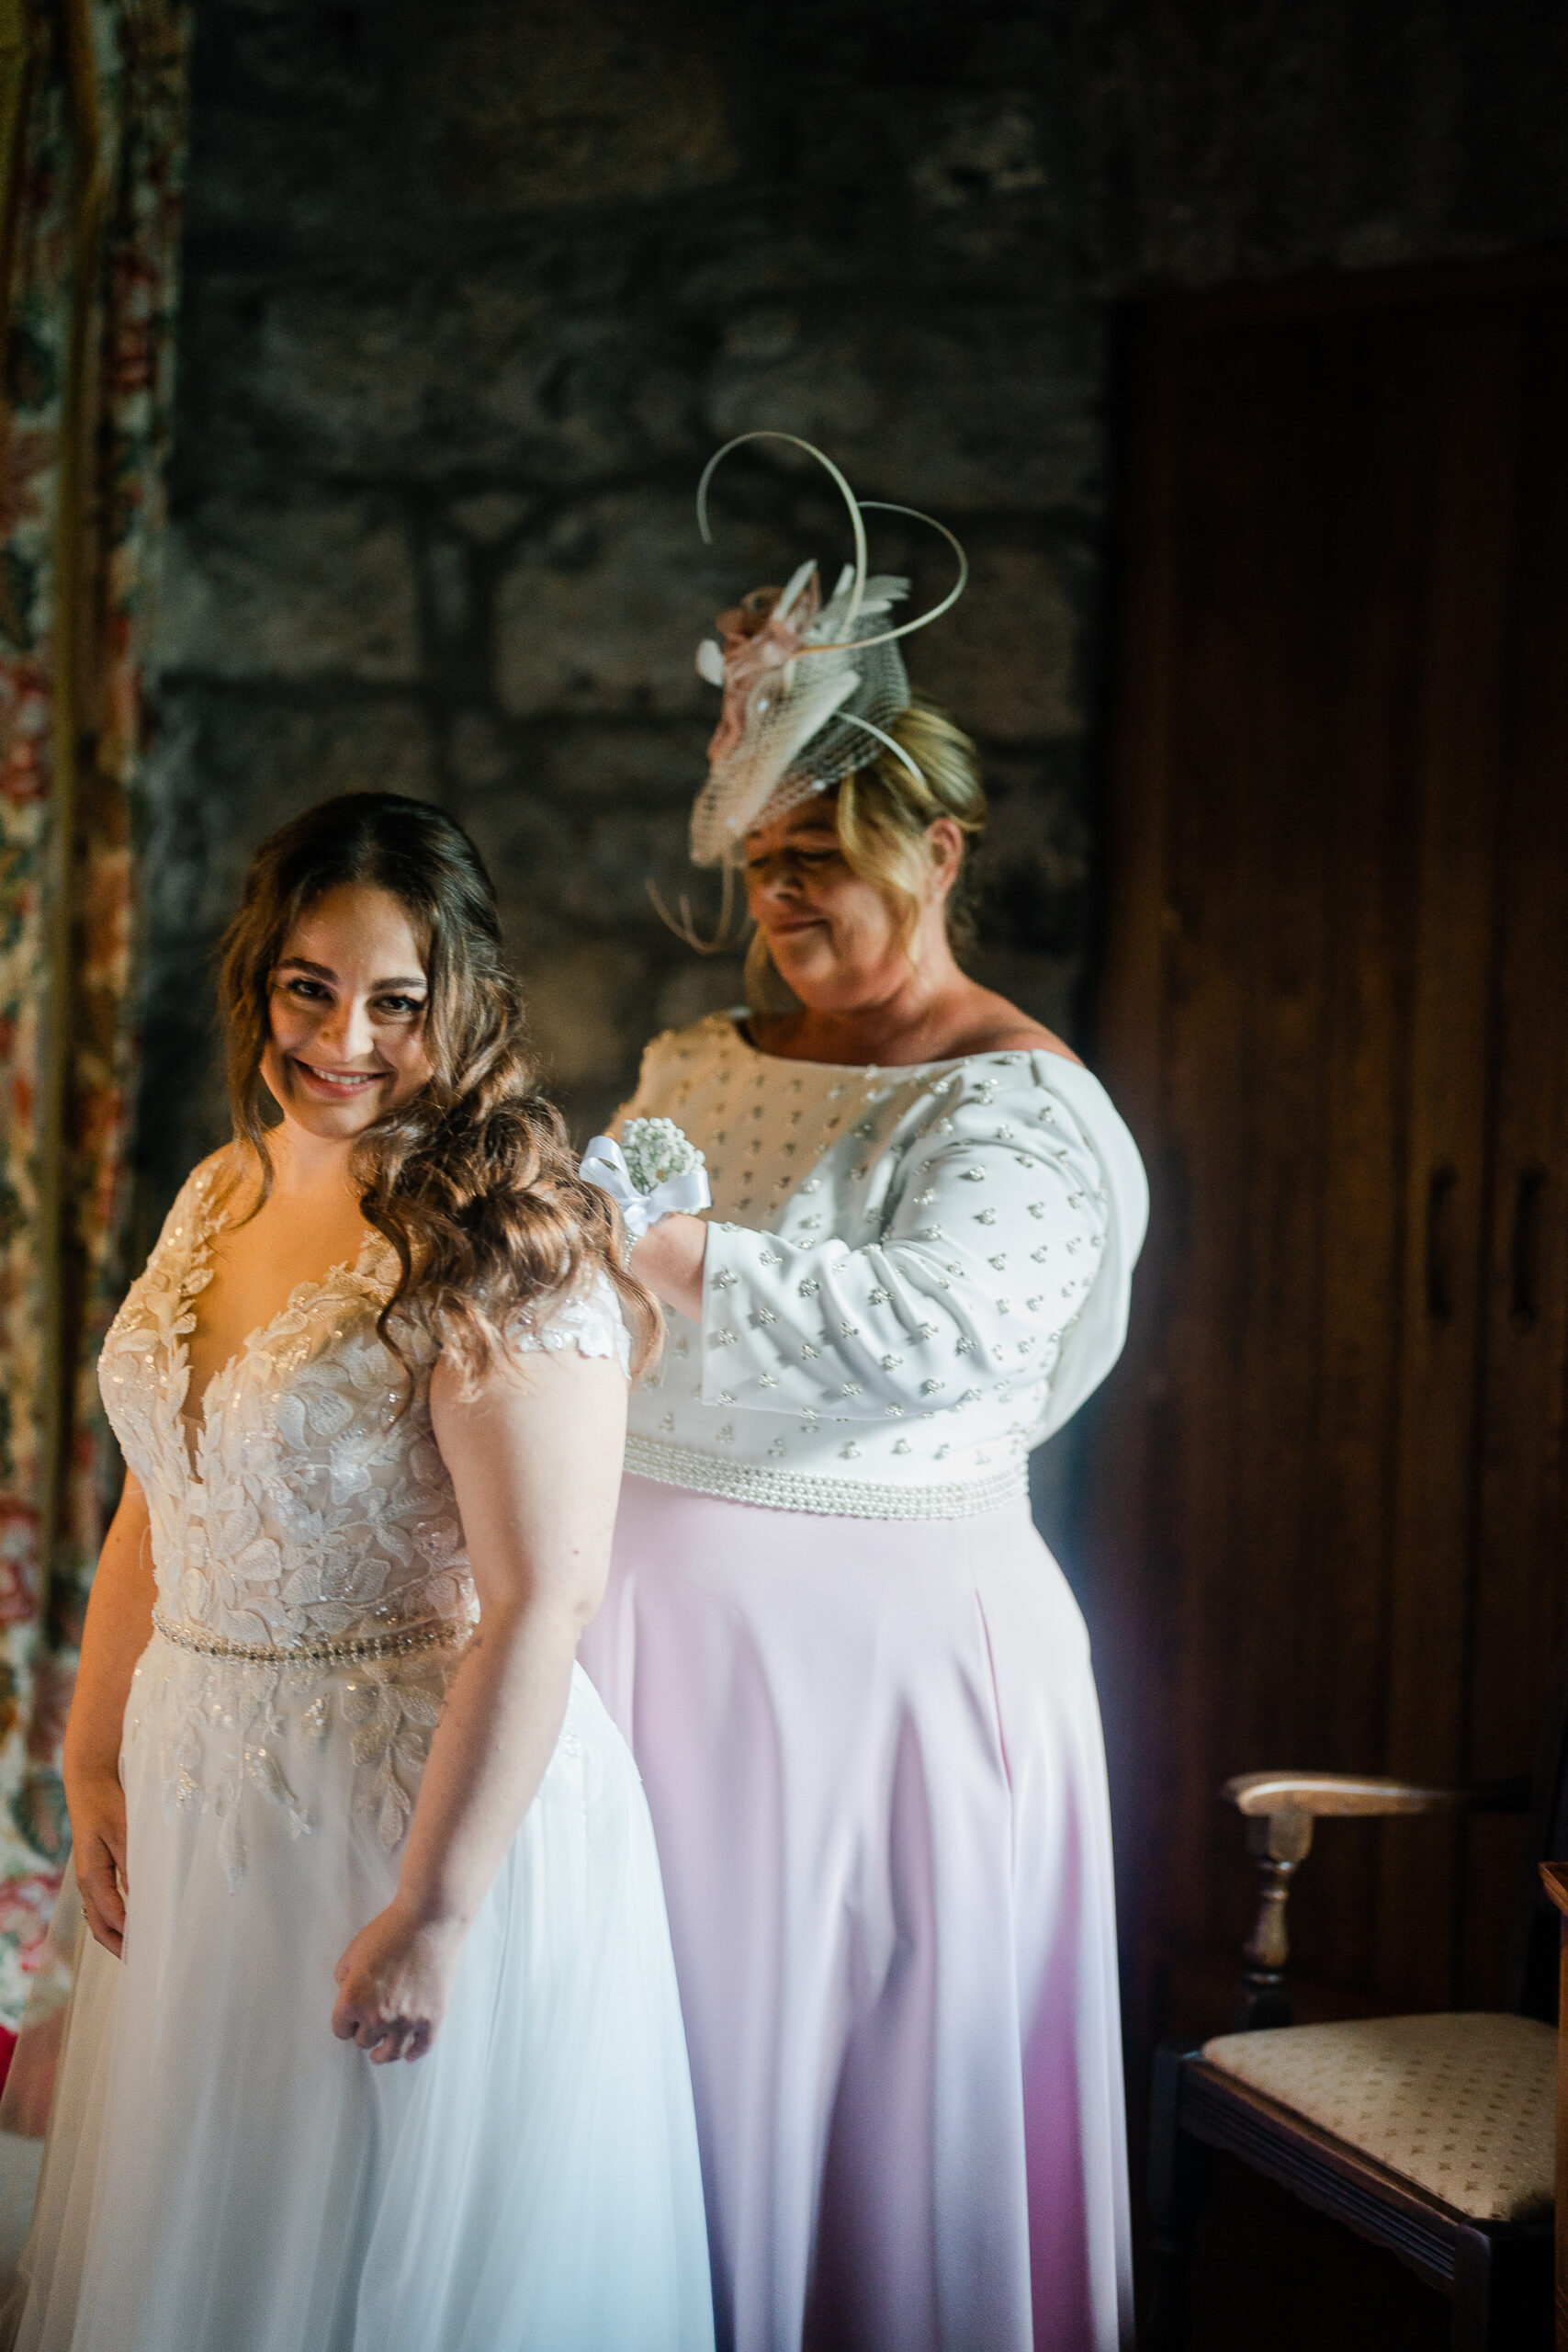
[580,1118,711,1240]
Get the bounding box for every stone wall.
[137,0,1568,1261]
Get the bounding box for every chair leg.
[1461,2225,1553,2352]
[1450,2228,1493,2352]
[1145,2042,1209,2351]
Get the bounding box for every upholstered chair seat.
[1201,2013,1557,2225]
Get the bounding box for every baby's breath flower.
[621,1117,705,1195]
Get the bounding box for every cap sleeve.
[506,1273,631,1378]
[140,1147,244,1278]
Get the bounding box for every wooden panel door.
[1088,256,1568,2054]
[1464,297,1568,2003]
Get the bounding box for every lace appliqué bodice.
[100,1154,630,1886]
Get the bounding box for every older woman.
[580,448,1146,2352]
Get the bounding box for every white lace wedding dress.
[3,1155,715,2352]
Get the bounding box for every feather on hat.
[685,435,967,872]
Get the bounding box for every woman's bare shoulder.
[949,987,1082,1066]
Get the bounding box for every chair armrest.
[1224,1771,1528,1819]
[1222,1769,1523,1815]
[1219,1771,1529,2032]
[1540,1860,1568,1919]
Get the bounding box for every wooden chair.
[1540,1865,1568,2350]
[1146,1762,1566,2350]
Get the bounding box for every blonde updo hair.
[744,698,986,1008]
[835,698,986,950]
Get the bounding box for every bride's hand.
[66,1768,128,1958]
[331,1902,465,2064]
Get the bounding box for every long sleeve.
[698,1062,1110,1428]
[620,1014,1145,1507]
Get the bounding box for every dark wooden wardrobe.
[1086,252,1568,2059]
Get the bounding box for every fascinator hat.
[654,433,968,948]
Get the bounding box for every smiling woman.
[179,888,437,1443]
[214,797,658,1390]
[0,796,713,2352]
[734,699,1072,1071]
[271,934,432,1106]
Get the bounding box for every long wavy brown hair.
[219,792,659,1386]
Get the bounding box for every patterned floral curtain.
[0,0,189,2035]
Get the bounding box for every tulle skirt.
[0,1645,714,2352]
[581,1477,1134,2352]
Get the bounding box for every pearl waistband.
[151,1609,464,1668]
[623,1433,1029,1521]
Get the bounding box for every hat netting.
[685,435,968,873]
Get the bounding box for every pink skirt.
[581,1475,1134,2352]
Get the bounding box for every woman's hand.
[628,1210,707,1321]
[66,1768,129,1958]
[331,1901,466,2064]
[62,1470,153,1962]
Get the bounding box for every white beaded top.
[619,1012,1148,1517]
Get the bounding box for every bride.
[3,794,715,2351]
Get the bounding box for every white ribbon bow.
[579,1135,712,1240]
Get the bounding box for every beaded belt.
[151,1609,463,1668]
[623,1433,1030,1521]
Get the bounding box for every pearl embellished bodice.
[619,1013,1148,1518]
